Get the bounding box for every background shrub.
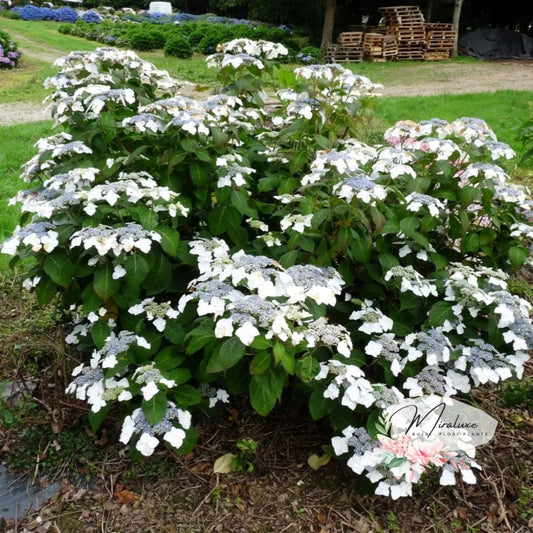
[81,10,102,24]
[296,46,323,64]
[14,5,78,22]
[58,23,73,35]
[0,9,21,19]
[128,28,167,50]
[0,28,21,68]
[164,35,193,58]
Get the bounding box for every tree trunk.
[451,0,464,57]
[320,0,337,49]
[425,0,433,23]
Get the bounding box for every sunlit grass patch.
[0,120,53,271]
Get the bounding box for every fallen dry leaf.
[213,453,237,474]
[114,486,140,505]
[455,506,468,519]
[190,462,213,475]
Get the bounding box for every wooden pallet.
[425,23,456,52]
[425,22,454,31]
[376,6,455,62]
[333,46,363,62]
[323,44,338,63]
[424,50,451,60]
[426,29,456,43]
[323,44,363,63]
[426,30,455,38]
[363,33,398,59]
[397,41,425,60]
[387,23,426,41]
[397,50,425,60]
[378,6,425,25]
[426,42,456,51]
[338,31,363,46]
[378,6,424,15]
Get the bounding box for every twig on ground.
[191,474,221,517]
[483,474,512,531]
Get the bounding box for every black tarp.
[459,28,533,59]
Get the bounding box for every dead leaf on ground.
[455,506,468,519]
[213,453,237,474]
[113,484,140,505]
[190,462,213,475]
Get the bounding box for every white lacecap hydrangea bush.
[2,40,533,499]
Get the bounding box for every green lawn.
[0,121,53,270]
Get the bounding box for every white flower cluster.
[350,300,393,335]
[207,51,265,71]
[66,354,131,413]
[120,403,192,456]
[177,239,350,352]
[123,94,262,141]
[122,112,167,133]
[279,213,313,234]
[70,223,162,257]
[83,171,189,218]
[215,154,256,188]
[276,89,324,123]
[316,360,376,409]
[384,117,514,163]
[405,192,446,217]
[22,136,93,181]
[199,383,231,408]
[129,298,180,332]
[304,144,378,186]
[294,64,383,103]
[1,222,59,256]
[333,174,387,204]
[47,47,180,99]
[50,84,138,124]
[216,38,289,60]
[65,326,152,412]
[133,363,177,401]
[384,265,438,298]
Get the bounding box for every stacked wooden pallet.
[363,33,398,61]
[325,6,456,63]
[425,22,457,60]
[325,31,364,63]
[379,5,426,60]
[338,31,363,47]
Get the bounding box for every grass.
[0,121,53,270]
[0,18,100,56]
[0,56,57,104]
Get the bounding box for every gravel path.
[0,102,51,126]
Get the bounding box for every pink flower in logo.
[405,439,445,467]
[378,434,412,456]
